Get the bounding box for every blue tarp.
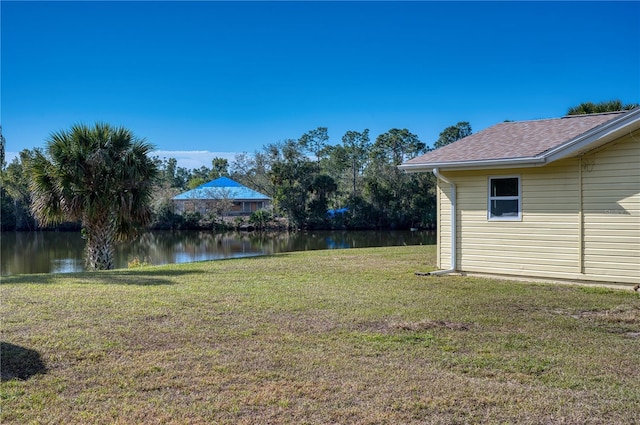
[327,207,349,217]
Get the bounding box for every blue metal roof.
[172,177,271,201]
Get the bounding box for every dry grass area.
[1,246,639,424]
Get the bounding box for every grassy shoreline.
[2,246,639,424]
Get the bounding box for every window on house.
[488,176,521,220]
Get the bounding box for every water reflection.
[1,230,435,276]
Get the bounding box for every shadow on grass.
[1,342,47,381]
[227,252,296,261]
[0,268,207,286]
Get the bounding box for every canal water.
[1,230,435,276]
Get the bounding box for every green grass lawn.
[1,246,639,424]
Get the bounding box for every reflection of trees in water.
[118,231,267,266]
[2,231,85,275]
[283,230,435,252]
[246,231,293,254]
[2,230,436,275]
[118,230,436,268]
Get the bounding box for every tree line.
[1,122,473,234]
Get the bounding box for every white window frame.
[488,176,521,221]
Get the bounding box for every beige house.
[400,108,640,285]
[172,177,271,217]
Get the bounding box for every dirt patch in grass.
[571,304,640,324]
[569,304,640,336]
[391,319,471,331]
[351,318,472,334]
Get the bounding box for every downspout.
[578,157,584,274]
[426,168,457,275]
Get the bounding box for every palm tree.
[29,123,159,270]
[567,100,639,115]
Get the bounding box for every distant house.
[400,108,640,285]
[172,177,271,216]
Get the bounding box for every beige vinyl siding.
[437,182,452,270]
[436,162,578,277]
[449,162,582,278]
[582,134,640,283]
[434,134,639,284]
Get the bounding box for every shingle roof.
[402,111,633,171]
[172,177,271,201]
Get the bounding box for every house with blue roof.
[172,177,271,216]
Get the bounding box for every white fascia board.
[398,157,546,173]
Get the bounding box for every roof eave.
[544,107,640,163]
[399,107,640,173]
[398,157,547,173]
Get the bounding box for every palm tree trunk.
[83,215,116,270]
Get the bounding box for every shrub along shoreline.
[1,246,639,424]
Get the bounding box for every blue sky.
[2,1,639,169]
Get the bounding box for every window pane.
[491,178,518,197]
[490,199,519,217]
